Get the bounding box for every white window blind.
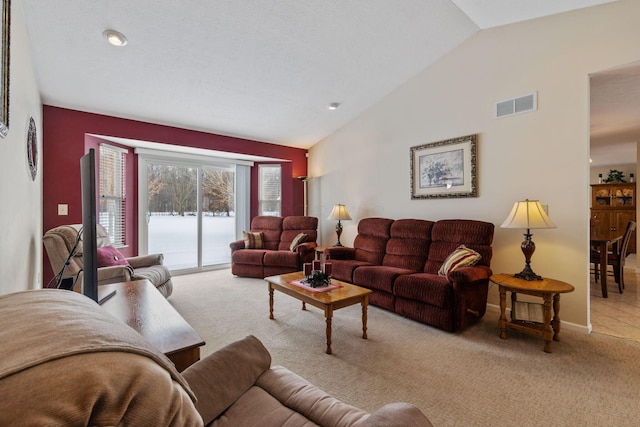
[99,144,127,247]
[258,164,281,216]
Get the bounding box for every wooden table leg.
[599,241,608,298]
[269,285,274,320]
[542,293,553,353]
[552,293,561,341]
[499,286,507,339]
[302,301,306,310]
[361,295,369,340]
[325,306,333,354]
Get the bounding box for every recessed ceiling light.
[103,29,128,47]
[328,102,340,110]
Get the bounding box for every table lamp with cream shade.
[327,204,352,246]
[501,199,556,281]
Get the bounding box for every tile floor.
[590,254,640,342]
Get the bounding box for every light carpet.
[169,269,640,427]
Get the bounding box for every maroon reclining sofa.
[230,216,318,278]
[325,218,494,332]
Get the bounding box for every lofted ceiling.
[22,0,620,150]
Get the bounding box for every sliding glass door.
[140,155,244,272]
[201,166,236,266]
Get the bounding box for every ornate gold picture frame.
[410,134,477,199]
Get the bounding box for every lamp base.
[514,264,543,281]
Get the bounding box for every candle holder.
[302,270,331,288]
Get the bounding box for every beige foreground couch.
[0,289,432,426]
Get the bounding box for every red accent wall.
[42,106,307,283]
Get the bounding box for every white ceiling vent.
[495,92,537,118]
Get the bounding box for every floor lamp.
[297,176,311,216]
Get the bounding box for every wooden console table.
[99,280,205,371]
[490,274,574,353]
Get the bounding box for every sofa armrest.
[448,265,492,288]
[96,265,133,285]
[356,402,433,427]
[296,242,317,263]
[181,335,271,425]
[127,253,164,269]
[325,246,356,260]
[229,239,245,252]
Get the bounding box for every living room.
[4,0,640,424]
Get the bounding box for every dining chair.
[591,221,636,294]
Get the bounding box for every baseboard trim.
[486,303,590,334]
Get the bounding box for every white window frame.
[99,143,127,247]
[258,164,282,216]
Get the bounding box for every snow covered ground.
[148,215,235,270]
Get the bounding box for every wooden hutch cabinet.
[591,182,636,254]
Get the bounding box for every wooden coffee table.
[265,272,372,354]
[99,280,205,371]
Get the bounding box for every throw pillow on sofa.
[96,245,130,267]
[438,245,481,277]
[290,233,308,251]
[243,231,265,249]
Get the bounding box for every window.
[99,144,127,246]
[259,164,281,216]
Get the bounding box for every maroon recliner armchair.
[230,216,318,278]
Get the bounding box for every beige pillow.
[243,231,264,249]
[290,233,308,251]
[438,245,481,277]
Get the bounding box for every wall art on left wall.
[0,0,10,138]
[27,117,37,180]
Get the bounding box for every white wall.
[309,0,640,328]
[0,0,42,294]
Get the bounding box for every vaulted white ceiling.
[22,0,619,150]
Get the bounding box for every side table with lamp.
[496,199,574,353]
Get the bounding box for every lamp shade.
[327,204,352,221]
[501,199,556,229]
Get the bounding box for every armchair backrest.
[250,216,284,250]
[424,219,494,274]
[278,216,318,250]
[382,219,434,270]
[353,218,394,264]
[43,224,111,278]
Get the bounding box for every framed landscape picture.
[0,0,9,137]
[410,134,477,199]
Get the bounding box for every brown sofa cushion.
[353,266,416,293]
[353,218,394,263]
[256,366,369,426]
[182,335,271,425]
[394,273,453,308]
[424,220,494,274]
[263,250,300,268]
[250,216,284,250]
[382,219,433,270]
[279,216,318,251]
